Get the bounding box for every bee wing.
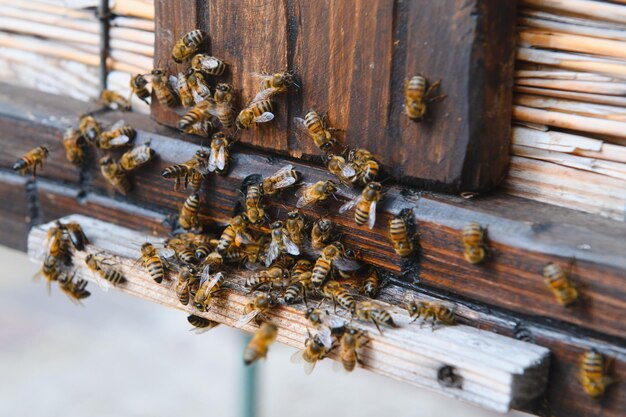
[235,231,252,246]
[159,248,176,261]
[273,176,298,189]
[290,349,305,364]
[339,196,360,214]
[92,272,111,293]
[109,119,126,131]
[235,309,260,328]
[216,145,226,170]
[318,327,333,350]
[251,88,273,104]
[282,234,300,256]
[333,256,361,272]
[303,360,317,375]
[338,160,356,178]
[265,241,280,267]
[199,265,212,285]
[328,316,347,330]
[292,117,307,131]
[254,112,275,123]
[108,135,130,147]
[205,271,224,292]
[200,55,221,69]
[368,200,377,230]
[169,75,180,97]
[208,146,219,172]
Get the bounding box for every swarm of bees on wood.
[26,29,614,395]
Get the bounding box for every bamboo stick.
[515,78,626,95]
[521,0,626,25]
[0,5,98,34]
[514,70,617,82]
[514,86,626,107]
[108,59,151,77]
[520,9,626,30]
[110,0,154,20]
[111,16,155,32]
[519,29,626,60]
[517,47,626,78]
[109,27,154,46]
[0,0,95,20]
[0,34,100,66]
[109,38,154,57]
[109,49,153,72]
[518,14,626,41]
[0,17,100,46]
[514,94,626,121]
[513,105,626,138]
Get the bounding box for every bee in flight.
[243,322,278,365]
[97,120,135,150]
[265,221,301,267]
[290,330,332,375]
[339,182,382,229]
[99,89,130,111]
[340,327,369,372]
[57,272,91,306]
[79,115,101,144]
[293,110,336,153]
[62,128,86,167]
[191,54,227,76]
[235,293,279,328]
[129,74,151,104]
[404,75,445,121]
[260,165,301,196]
[172,29,205,63]
[187,314,220,334]
[295,181,337,209]
[543,263,578,307]
[119,144,156,172]
[460,221,487,264]
[12,146,49,178]
[100,156,131,195]
[580,349,613,398]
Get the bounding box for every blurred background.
[0,245,531,417]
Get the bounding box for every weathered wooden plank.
[151,0,517,192]
[0,171,31,251]
[28,215,551,413]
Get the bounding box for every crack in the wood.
[24,178,41,228]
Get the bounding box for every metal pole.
[97,0,110,91]
[241,334,257,417]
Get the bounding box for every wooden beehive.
[0,1,625,416]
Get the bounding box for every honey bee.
[340,327,369,372]
[290,330,331,375]
[186,117,219,137]
[99,156,131,195]
[62,128,86,167]
[12,146,49,178]
[285,210,306,247]
[97,120,135,150]
[310,219,333,250]
[208,132,231,175]
[194,268,226,311]
[324,154,357,186]
[244,183,265,225]
[360,267,382,299]
[236,293,279,327]
[186,71,212,104]
[210,83,236,129]
[129,74,150,104]
[100,89,131,111]
[57,272,91,305]
[187,314,220,333]
[294,110,336,153]
[165,237,198,265]
[284,260,313,305]
[45,221,68,260]
[295,181,337,208]
[178,101,212,133]
[347,148,379,184]
[172,29,205,63]
[265,221,300,267]
[161,149,209,191]
[79,115,101,144]
[352,301,396,334]
[543,263,579,306]
[404,75,445,121]
[36,254,62,294]
[175,267,197,305]
[191,54,227,76]
[216,214,252,254]
[460,222,486,264]
[179,193,202,230]
[259,71,297,93]
[320,280,356,314]
[139,242,174,284]
[580,349,613,397]
[243,322,278,365]
[340,182,382,229]
[171,71,195,108]
[84,253,126,289]
[236,99,275,130]
[389,208,415,257]
[312,242,360,288]
[406,296,456,329]
[260,165,301,196]
[246,258,292,292]
[151,68,178,108]
[63,221,88,251]
[119,144,155,172]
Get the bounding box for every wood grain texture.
[150,0,517,192]
[28,215,551,413]
[0,171,31,251]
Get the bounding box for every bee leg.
[302,290,309,308]
[174,178,180,192]
[372,320,384,336]
[425,79,442,96]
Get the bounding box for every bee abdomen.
[184,30,205,47]
[311,258,330,287]
[284,281,304,304]
[162,164,188,178]
[145,257,164,283]
[252,100,273,116]
[102,269,126,285]
[355,203,370,225]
